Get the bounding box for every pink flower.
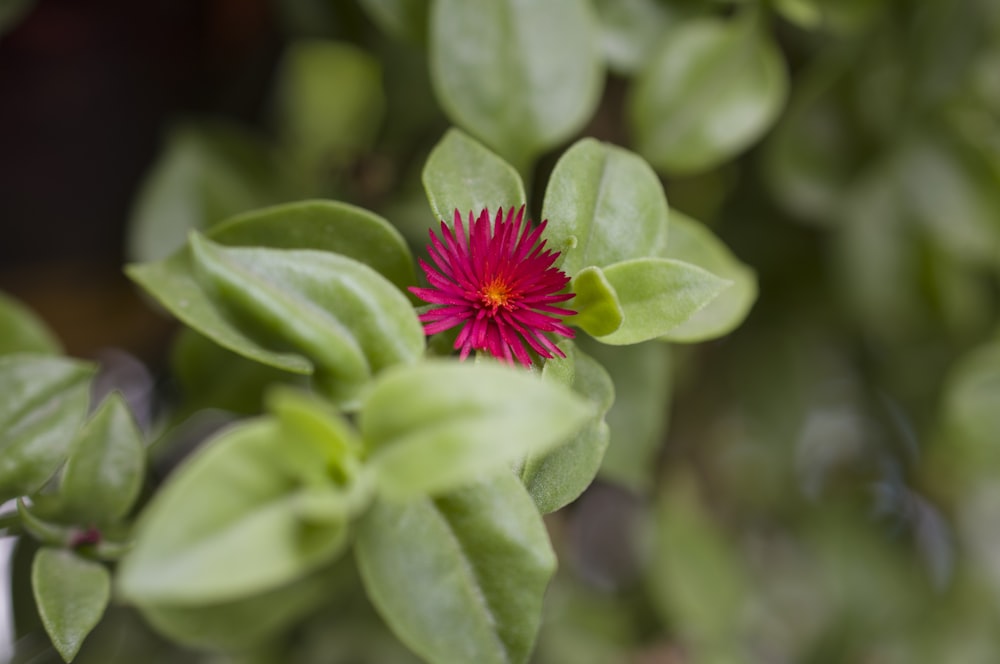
[410,206,576,367]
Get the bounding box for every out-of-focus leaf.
[763,59,860,224]
[117,420,349,605]
[0,0,34,36]
[522,343,615,513]
[629,17,788,175]
[0,355,93,502]
[659,211,757,342]
[357,0,428,44]
[422,128,526,224]
[590,0,675,74]
[57,393,145,526]
[582,339,671,490]
[648,475,748,648]
[171,328,306,416]
[941,340,1000,478]
[591,258,731,345]
[429,0,603,170]
[360,360,592,501]
[274,40,385,176]
[895,130,1000,267]
[0,291,61,355]
[127,123,285,262]
[32,548,110,663]
[541,139,669,275]
[355,471,556,664]
[137,562,350,651]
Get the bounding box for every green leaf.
[126,122,286,262]
[590,0,675,74]
[591,258,731,345]
[0,291,61,355]
[57,393,145,525]
[658,211,757,342]
[648,475,748,645]
[629,17,788,175]
[570,267,625,337]
[894,130,1000,267]
[32,548,110,663]
[0,355,93,502]
[188,234,425,407]
[942,341,1000,478]
[422,128,526,223]
[429,0,603,169]
[582,339,672,490]
[541,139,670,276]
[135,562,350,651]
[117,420,349,605]
[209,199,416,292]
[357,0,429,44]
[522,343,615,513]
[126,252,314,375]
[356,471,556,664]
[274,40,385,175]
[359,360,593,500]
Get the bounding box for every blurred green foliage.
[6,0,1000,662]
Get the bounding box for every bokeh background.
[5,0,1000,662]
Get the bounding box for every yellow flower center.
[480,278,513,310]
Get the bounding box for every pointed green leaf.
[32,548,110,663]
[522,343,615,513]
[541,139,669,275]
[209,199,416,292]
[188,235,424,407]
[360,360,593,500]
[126,253,313,375]
[0,355,93,502]
[594,258,731,345]
[58,392,145,525]
[658,211,757,342]
[422,129,526,223]
[570,266,625,337]
[117,420,349,605]
[356,472,556,664]
[429,0,603,168]
[629,18,788,175]
[0,291,61,356]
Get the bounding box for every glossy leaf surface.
[542,139,670,276]
[422,129,526,223]
[58,392,145,525]
[356,471,556,664]
[587,259,731,345]
[659,211,757,342]
[117,420,349,605]
[32,548,110,663]
[522,343,615,513]
[360,360,593,500]
[0,355,93,501]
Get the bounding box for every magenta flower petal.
[409,206,576,367]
